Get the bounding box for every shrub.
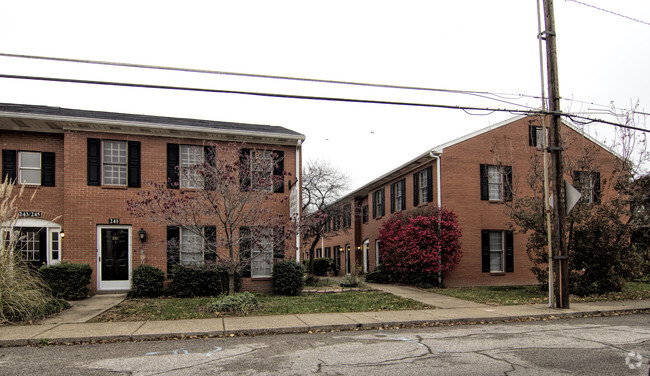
[272,260,306,295]
[39,262,93,300]
[312,258,335,276]
[378,207,462,284]
[206,292,258,315]
[169,264,241,297]
[130,264,165,297]
[364,264,393,284]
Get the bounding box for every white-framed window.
[489,231,504,272]
[18,151,41,185]
[375,239,382,266]
[574,171,600,204]
[393,180,405,212]
[418,169,429,205]
[20,230,40,261]
[373,189,385,218]
[180,145,204,189]
[251,150,274,192]
[180,227,204,265]
[102,140,127,186]
[50,230,60,264]
[488,165,503,201]
[251,228,273,277]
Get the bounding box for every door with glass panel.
[98,226,131,290]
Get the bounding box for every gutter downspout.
[295,140,302,262]
[430,150,443,286]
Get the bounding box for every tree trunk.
[308,233,320,274]
[228,272,235,295]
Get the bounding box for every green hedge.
[272,260,305,295]
[39,262,92,300]
[169,264,241,297]
[130,264,165,297]
[312,258,336,276]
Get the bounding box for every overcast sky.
[1,0,648,190]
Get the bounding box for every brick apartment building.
[0,103,304,293]
[318,115,621,287]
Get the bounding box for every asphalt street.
[1,314,648,375]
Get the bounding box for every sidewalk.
[1,286,648,347]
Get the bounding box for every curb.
[2,307,648,347]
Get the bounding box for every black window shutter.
[413,172,419,206]
[167,226,180,274]
[273,227,285,260]
[204,226,216,262]
[400,179,406,210]
[2,149,17,183]
[87,139,101,186]
[529,124,537,146]
[41,152,56,187]
[390,183,395,213]
[481,230,490,272]
[372,192,377,219]
[380,188,386,217]
[504,166,513,201]
[505,230,514,272]
[204,146,216,190]
[239,227,251,277]
[480,164,489,200]
[239,148,251,191]
[167,144,179,189]
[273,150,284,193]
[426,166,434,203]
[593,172,601,204]
[127,141,141,188]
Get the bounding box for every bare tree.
[128,142,290,294]
[300,160,350,273]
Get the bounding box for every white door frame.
[362,239,369,273]
[97,225,132,291]
[3,218,62,265]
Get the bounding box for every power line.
[0,52,642,116]
[0,72,647,133]
[566,0,650,26]
[0,52,543,109]
[0,73,534,115]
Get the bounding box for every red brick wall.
[321,116,621,287]
[1,131,64,223]
[3,127,298,293]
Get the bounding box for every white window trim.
[418,169,428,205]
[101,140,128,186]
[18,151,41,186]
[489,231,505,273]
[180,227,204,265]
[375,239,381,267]
[251,228,273,277]
[488,165,504,201]
[180,145,204,189]
[394,181,405,211]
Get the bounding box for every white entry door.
[97,226,131,291]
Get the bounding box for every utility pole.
[543,0,569,308]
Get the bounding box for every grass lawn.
[430,281,650,306]
[90,290,429,322]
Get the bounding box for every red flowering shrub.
[378,207,462,283]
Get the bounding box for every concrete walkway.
[1,286,648,347]
[41,294,127,325]
[366,283,488,308]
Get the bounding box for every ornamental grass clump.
[0,181,68,324]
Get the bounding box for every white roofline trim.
[0,111,306,141]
